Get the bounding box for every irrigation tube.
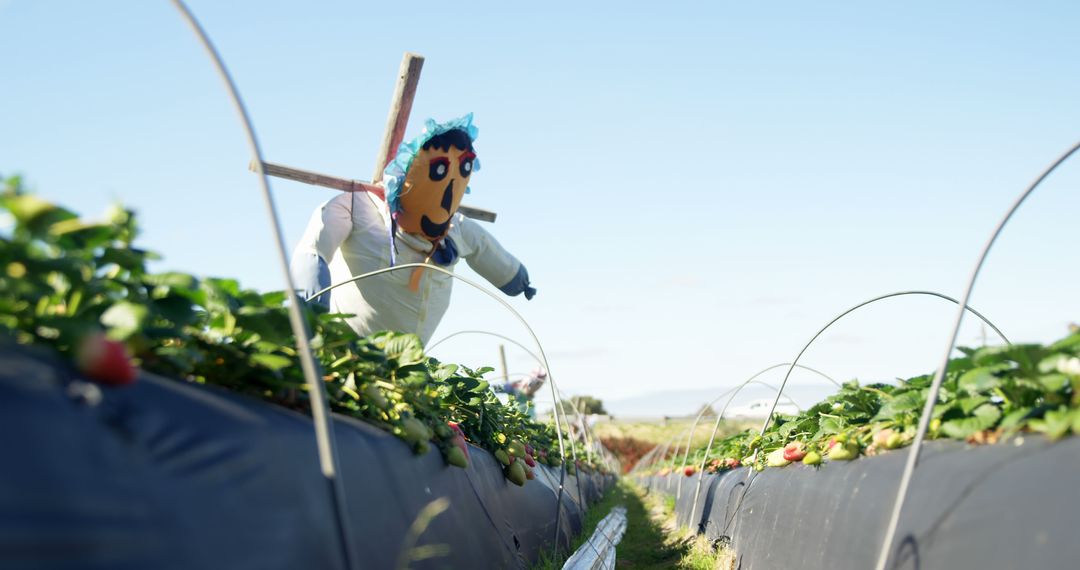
[873,141,1080,570]
[674,363,837,501]
[308,262,575,555]
[167,3,357,569]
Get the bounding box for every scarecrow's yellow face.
[397,145,476,240]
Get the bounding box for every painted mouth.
[421,215,450,238]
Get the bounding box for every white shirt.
[293,192,522,344]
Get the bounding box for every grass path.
[533,480,733,570]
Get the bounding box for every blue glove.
[499,264,537,300]
[290,252,331,308]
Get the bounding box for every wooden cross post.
[251,52,496,223]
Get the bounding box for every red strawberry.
[723,458,741,469]
[523,453,536,468]
[524,444,534,456]
[525,466,535,480]
[75,333,137,386]
[451,434,470,460]
[684,466,697,477]
[782,442,806,462]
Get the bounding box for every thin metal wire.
[427,329,584,469]
[753,290,1009,455]
[674,363,836,500]
[672,378,805,499]
[167,3,357,568]
[551,383,590,554]
[429,329,613,477]
[687,371,819,519]
[307,262,573,556]
[873,141,1080,570]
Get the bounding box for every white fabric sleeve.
[310,193,354,263]
[456,216,522,289]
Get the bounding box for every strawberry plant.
[649,326,1080,475]
[0,176,605,482]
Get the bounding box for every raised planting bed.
[0,344,614,569]
[639,434,1080,569]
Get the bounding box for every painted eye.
[458,151,477,178]
[429,157,450,181]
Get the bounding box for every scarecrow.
[499,368,548,419]
[290,114,535,343]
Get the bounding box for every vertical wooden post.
[498,344,509,383]
[372,52,425,182]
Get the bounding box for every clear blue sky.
[3,1,1079,415]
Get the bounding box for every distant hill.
[602,382,838,419]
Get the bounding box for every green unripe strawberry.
[508,440,527,458]
[494,449,511,466]
[401,417,430,444]
[802,451,822,466]
[766,448,791,468]
[828,442,859,461]
[434,423,452,439]
[446,446,468,468]
[363,385,389,409]
[507,459,527,486]
[566,462,577,476]
[548,456,562,467]
[885,432,903,450]
[415,440,430,455]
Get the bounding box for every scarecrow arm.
[250,160,497,222]
[456,216,536,300]
[289,194,354,307]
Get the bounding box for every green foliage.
[650,328,1080,475]
[562,394,607,415]
[0,178,609,480]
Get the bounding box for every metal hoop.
[873,141,1080,570]
[674,363,837,499]
[168,3,356,568]
[675,377,806,500]
[308,262,572,553]
[754,290,1008,454]
[687,370,821,518]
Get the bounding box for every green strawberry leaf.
[100,301,150,340]
[249,353,293,371]
[940,403,1001,439]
